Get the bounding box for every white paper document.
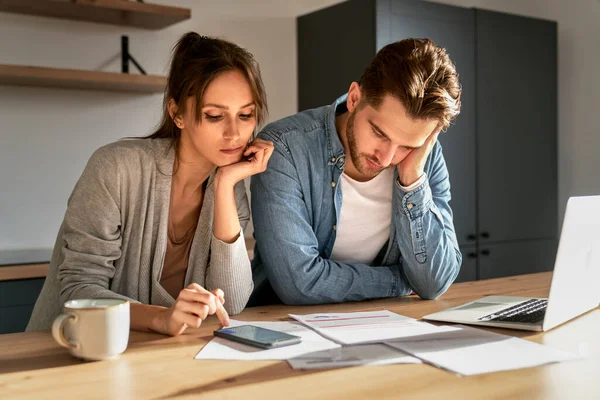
[287,343,421,370]
[194,319,340,361]
[289,310,459,345]
[385,325,580,376]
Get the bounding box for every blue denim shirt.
[250,95,461,305]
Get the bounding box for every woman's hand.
[215,138,274,186]
[153,283,230,336]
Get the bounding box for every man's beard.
[345,110,386,179]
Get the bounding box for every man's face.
[344,92,439,181]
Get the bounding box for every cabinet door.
[456,244,477,282]
[0,278,45,307]
[476,10,558,243]
[0,278,45,334]
[384,0,477,247]
[478,239,558,280]
[0,305,36,334]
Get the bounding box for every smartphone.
[214,325,302,349]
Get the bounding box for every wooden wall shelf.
[0,0,191,30]
[0,64,166,93]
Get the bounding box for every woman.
[27,32,273,336]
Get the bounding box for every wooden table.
[1,273,598,399]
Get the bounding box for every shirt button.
[331,157,336,162]
[331,181,336,188]
[339,156,345,163]
[407,203,414,210]
[333,225,336,231]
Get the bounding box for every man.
[250,38,462,306]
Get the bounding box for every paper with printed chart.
[385,325,580,376]
[194,319,340,361]
[287,343,421,369]
[289,310,459,345]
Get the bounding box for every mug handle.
[52,313,80,349]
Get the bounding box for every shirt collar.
[325,93,349,168]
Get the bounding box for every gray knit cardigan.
[27,139,253,331]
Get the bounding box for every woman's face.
[177,69,257,167]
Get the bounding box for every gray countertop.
[0,248,52,266]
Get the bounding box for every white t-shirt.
[330,168,394,265]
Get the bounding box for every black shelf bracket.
[121,35,147,75]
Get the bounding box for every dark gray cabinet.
[298,0,558,282]
[475,9,558,279]
[0,278,44,334]
[476,9,558,244]
[478,239,558,280]
[456,245,477,283]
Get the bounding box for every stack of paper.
[385,325,579,376]
[287,343,421,369]
[289,310,459,344]
[194,312,580,375]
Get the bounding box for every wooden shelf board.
[0,64,166,93]
[0,0,191,30]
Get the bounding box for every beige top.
[161,193,202,299]
[26,139,253,331]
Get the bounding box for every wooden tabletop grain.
[1,272,598,400]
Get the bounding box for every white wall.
[425,0,600,222]
[0,0,343,257]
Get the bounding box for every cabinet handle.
[481,232,490,239]
[467,252,477,258]
[481,249,490,256]
[467,234,476,241]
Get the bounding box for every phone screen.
[215,325,300,346]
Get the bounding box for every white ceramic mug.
[51,299,130,361]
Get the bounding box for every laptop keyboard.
[478,299,548,324]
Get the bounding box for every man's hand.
[397,131,440,186]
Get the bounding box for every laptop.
[423,195,600,331]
